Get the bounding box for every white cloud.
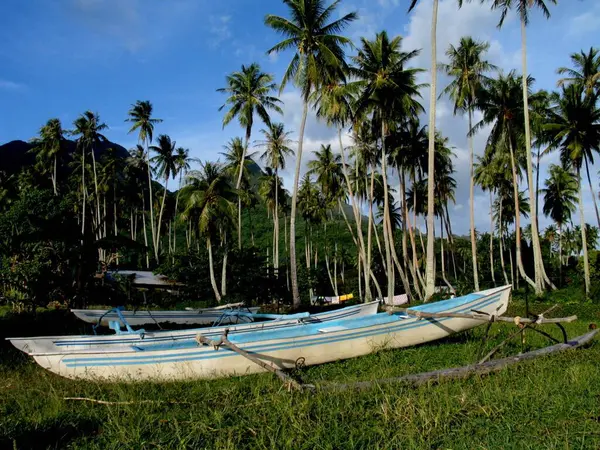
[0,79,25,91]
[567,5,600,37]
[208,15,232,48]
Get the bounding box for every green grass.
[1,293,600,449]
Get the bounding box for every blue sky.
[1,0,599,234]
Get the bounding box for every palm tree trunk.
[53,155,57,195]
[207,236,222,302]
[584,154,600,229]
[91,148,101,240]
[156,177,169,259]
[468,109,479,290]
[289,99,308,308]
[402,172,423,300]
[81,146,86,242]
[577,168,590,297]
[357,249,363,300]
[508,235,515,287]
[508,137,536,289]
[221,235,228,297]
[520,17,549,295]
[385,201,413,299]
[444,204,458,280]
[425,0,439,300]
[558,223,563,287]
[489,191,496,286]
[145,143,157,263]
[142,197,149,269]
[498,198,510,286]
[285,214,289,291]
[367,169,375,299]
[440,214,455,294]
[275,168,279,272]
[338,127,371,301]
[380,122,395,303]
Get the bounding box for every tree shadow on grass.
[0,417,100,450]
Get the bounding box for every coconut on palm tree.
[217,63,282,250]
[126,100,162,263]
[440,36,496,291]
[265,0,357,308]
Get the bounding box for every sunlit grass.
[1,295,600,449]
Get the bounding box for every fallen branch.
[196,331,303,391]
[307,329,598,393]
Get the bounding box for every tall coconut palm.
[557,47,600,97]
[541,164,578,285]
[440,36,496,291]
[351,31,423,301]
[72,111,108,241]
[126,100,162,263]
[150,134,177,256]
[544,85,600,296]
[265,0,357,308]
[31,118,67,195]
[217,63,282,250]
[256,122,294,273]
[180,163,236,301]
[474,71,537,289]
[487,0,556,294]
[171,147,192,254]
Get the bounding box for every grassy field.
[1,289,600,449]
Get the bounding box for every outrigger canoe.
[9,302,380,354]
[71,304,261,327]
[29,286,510,381]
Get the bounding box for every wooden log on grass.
[308,329,598,393]
[196,331,303,391]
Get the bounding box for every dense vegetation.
[2,0,600,312]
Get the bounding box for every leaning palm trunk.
[401,172,423,300]
[142,197,150,269]
[468,109,479,290]
[338,127,371,301]
[520,17,551,295]
[425,0,439,299]
[584,155,600,229]
[53,155,58,195]
[81,146,86,242]
[440,215,455,295]
[235,127,252,250]
[385,205,413,300]
[380,122,394,303]
[207,236,221,302]
[274,169,279,273]
[508,138,535,289]
[221,247,228,297]
[367,169,375,298]
[577,168,591,297]
[289,100,308,308]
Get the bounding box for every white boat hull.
[9,302,379,354]
[71,306,261,327]
[31,287,511,382]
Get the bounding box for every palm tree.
[180,163,236,301]
[544,85,600,296]
[150,134,177,257]
[257,122,294,273]
[475,71,537,290]
[351,31,423,301]
[126,144,151,266]
[126,100,162,263]
[172,147,192,254]
[31,118,66,195]
[557,47,600,97]
[487,0,556,294]
[541,164,578,285]
[265,0,357,308]
[217,63,282,249]
[72,111,108,241]
[440,36,496,291]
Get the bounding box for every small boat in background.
[9,301,380,354]
[71,303,261,327]
[28,286,511,382]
